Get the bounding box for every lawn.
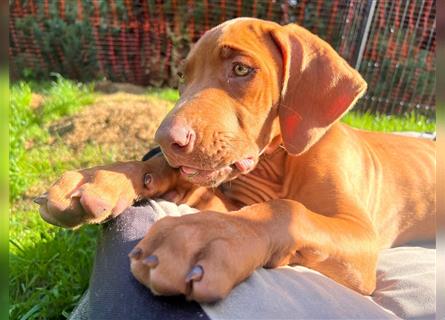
[9,77,435,319]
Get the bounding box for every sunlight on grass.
[146,87,179,103]
[9,76,104,320]
[342,111,435,133]
[41,74,95,122]
[9,76,95,201]
[9,142,116,320]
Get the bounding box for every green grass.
[10,75,95,201]
[9,212,98,320]
[9,76,108,320]
[9,81,436,320]
[146,87,179,103]
[342,111,435,133]
[9,144,118,320]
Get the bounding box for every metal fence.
[9,0,436,118]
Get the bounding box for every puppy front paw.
[129,212,268,302]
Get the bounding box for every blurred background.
[10,0,436,117]
[8,1,436,319]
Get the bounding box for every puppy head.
[155,18,366,186]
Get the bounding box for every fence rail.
[10,0,436,118]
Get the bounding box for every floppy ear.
[270,24,367,155]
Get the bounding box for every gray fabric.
[373,246,436,320]
[69,290,88,320]
[71,201,435,320]
[203,267,398,319]
[202,246,437,320]
[87,201,207,320]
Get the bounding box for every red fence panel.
[9,0,435,118]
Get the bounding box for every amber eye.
[177,71,185,83]
[232,63,251,77]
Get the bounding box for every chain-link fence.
[10,0,435,118]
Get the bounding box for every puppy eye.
[232,63,252,77]
[177,71,185,83]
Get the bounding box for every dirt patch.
[50,93,173,159]
[30,93,45,110]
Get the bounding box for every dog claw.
[144,173,152,187]
[142,255,159,268]
[185,265,204,283]
[33,193,48,205]
[70,190,82,198]
[129,247,143,260]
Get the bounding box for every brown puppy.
[36,18,435,302]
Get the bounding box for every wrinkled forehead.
[187,18,279,61]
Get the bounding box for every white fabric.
[148,200,435,319]
[373,246,435,320]
[391,132,435,140]
[202,267,397,319]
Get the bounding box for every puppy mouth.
[178,157,256,186]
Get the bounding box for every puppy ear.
[270,24,367,155]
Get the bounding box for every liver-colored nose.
[155,119,196,154]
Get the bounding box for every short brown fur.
[37,18,435,302]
